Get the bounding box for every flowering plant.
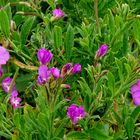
[0,0,140,140]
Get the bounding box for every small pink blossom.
[53,9,64,18]
[2,77,15,93]
[0,46,10,65]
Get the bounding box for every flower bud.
[71,64,82,74]
[61,63,73,77]
[61,84,71,89]
[96,44,108,58]
[50,67,60,80]
[37,48,53,65]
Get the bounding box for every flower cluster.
[131,79,140,106]
[67,104,86,124]
[2,77,22,109]
[37,48,81,86]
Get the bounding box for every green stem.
[8,67,19,95]
[4,67,19,107]
[8,39,32,61]
[2,124,12,136]
[94,0,101,35]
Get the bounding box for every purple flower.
[0,46,10,65]
[77,106,86,119]
[50,67,60,80]
[131,80,140,106]
[53,9,64,18]
[96,44,108,58]
[37,48,53,65]
[0,67,4,78]
[71,64,81,74]
[9,92,22,109]
[67,104,86,124]
[9,90,22,109]
[10,90,18,97]
[2,77,15,93]
[61,63,73,77]
[37,65,51,85]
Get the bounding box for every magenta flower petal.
[67,104,86,124]
[133,98,140,106]
[10,90,18,97]
[132,91,140,98]
[53,9,64,18]
[0,67,4,78]
[96,44,108,58]
[77,106,86,119]
[0,46,10,65]
[131,79,140,106]
[37,48,53,65]
[2,77,15,93]
[71,64,82,74]
[37,65,51,85]
[50,67,60,80]
[131,85,140,93]
[10,97,22,109]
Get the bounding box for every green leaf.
[87,128,112,140]
[124,63,131,75]
[131,106,140,123]
[0,0,6,7]
[122,31,129,55]
[15,74,32,92]
[78,77,92,96]
[113,110,123,125]
[13,112,21,129]
[111,20,133,45]
[16,74,32,82]
[53,26,62,50]
[107,71,115,94]
[4,3,12,21]
[67,131,88,140]
[54,119,67,138]
[21,17,35,47]
[115,58,123,83]
[125,117,134,140]
[108,9,115,35]
[0,131,11,139]
[64,24,74,61]
[0,9,10,38]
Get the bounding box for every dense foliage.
[0,0,140,139]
